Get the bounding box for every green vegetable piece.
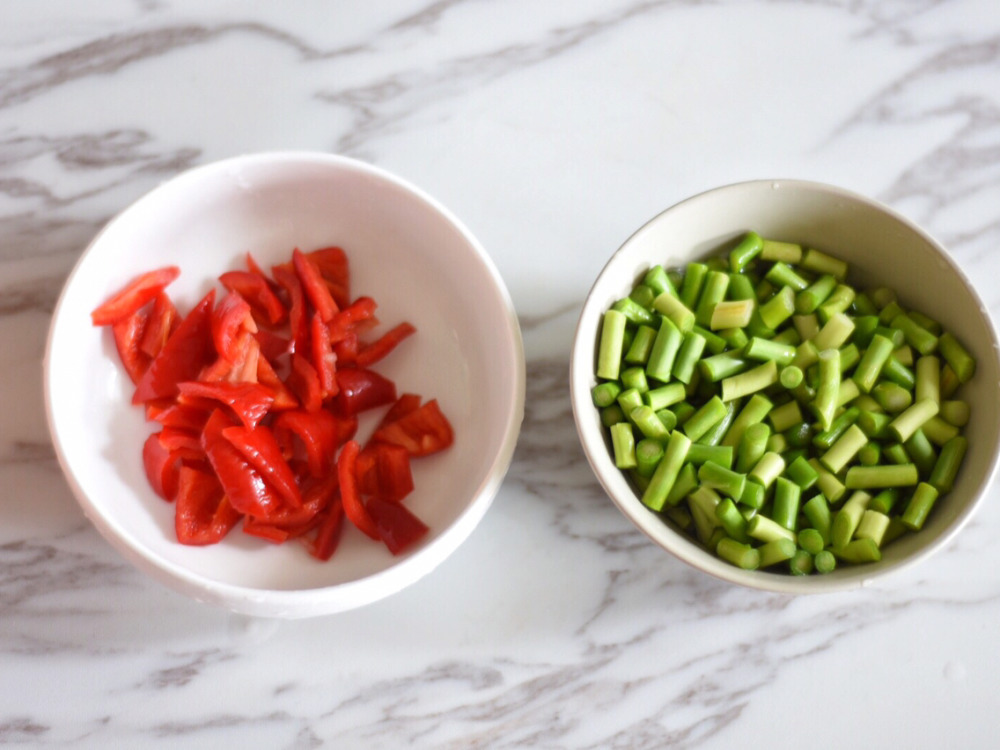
[596,309,627,380]
[611,423,637,469]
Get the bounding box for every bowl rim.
[43,150,526,618]
[570,177,1000,593]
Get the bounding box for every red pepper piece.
[306,246,350,309]
[148,401,211,432]
[211,291,257,362]
[356,442,414,502]
[334,368,397,417]
[327,296,378,342]
[132,289,215,405]
[272,409,342,478]
[310,313,337,398]
[287,353,323,413]
[138,291,179,359]
[338,440,379,540]
[91,266,180,326]
[245,251,270,279]
[219,270,287,326]
[332,331,358,367]
[112,309,151,384]
[177,380,274,429]
[256,355,298,411]
[199,329,261,384]
[221,425,303,508]
[308,496,345,561]
[293,248,339,322]
[371,399,454,456]
[143,432,181,501]
[357,322,416,368]
[174,464,242,545]
[157,426,204,461]
[366,496,428,555]
[271,265,309,355]
[200,410,282,519]
[375,393,422,431]
[254,328,291,363]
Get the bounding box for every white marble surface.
[4,0,1000,746]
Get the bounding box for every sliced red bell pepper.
[254,328,291,363]
[200,410,283,519]
[157,426,204,461]
[143,431,181,501]
[371,399,454,456]
[310,313,337,399]
[272,409,342,478]
[256,355,298,410]
[327,296,378,342]
[271,265,309,355]
[366,495,428,555]
[132,289,216,405]
[211,291,257,362]
[334,368,397,417]
[199,329,260,384]
[219,270,286,326]
[148,400,211,432]
[222,425,303,508]
[138,291,179,359]
[287,353,323,413]
[332,332,358,367]
[337,440,379,540]
[177,380,273,429]
[91,266,180,326]
[306,246,350,309]
[375,393,422,430]
[308,497,345,561]
[357,322,416,367]
[174,464,242,545]
[356,442,414,502]
[112,309,151,385]
[293,248,339,322]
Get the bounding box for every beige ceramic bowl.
[570,179,1000,593]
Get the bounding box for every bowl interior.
[45,153,524,616]
[571,179,1000,592]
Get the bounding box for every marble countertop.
[4,1,1000,747]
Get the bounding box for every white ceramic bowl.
[571,179,1000,593]
[45,152,524,618]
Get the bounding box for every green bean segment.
[592,232,975,576]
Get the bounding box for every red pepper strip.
[174,464,242,545]
[307,246,350,309]
[201,409,282,519]
[221,425,303,508]
[148,401,211,432]
[157,427,204,461]
[245,251,269,279]
[132,289,216,405]
[112,309,151,385]
[254,328,291,363]
[366,496,428,555]
[272,409,341,478]
[211,291,257,362]
[199,330,261,384]
[271,265,309,355]
[375,393,422,431]
[327,297,377,343]
[338,440,379,540]
[256,355,298,410]
[138,291,179,359]
[309,496,345,561]
[334,367,397,417]
[219,270,287,326]
[177,380,274,429]
[371,399,454,456]
[287,353,323,412]
[356,442,414,502]
[91,266,181,326]
[332,332,358,367]
[242,519,290,543]
[143,432,180,501]
[356,322,417,368]
[310,313,337,398]
[293,248,339,323]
